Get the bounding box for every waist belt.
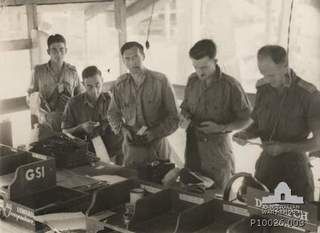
[192,127,229,142]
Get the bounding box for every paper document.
[90,210,116,221]
[92,135,110,163]
[34,212,86,231]
[29,92,41,115]
[91,175,127,185]
[246,140,262,146]
[57,170,99,189]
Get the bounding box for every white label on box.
[32,152,48,160]
[179,193,204,204]
[140,184,161,194]
[223,204,250,217]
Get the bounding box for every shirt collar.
[130,68,147,87]
[83,93,106,108]
[258,69,294,88]
[199,65,222,87]
[47,61,66,73]
[212,65,222,81]
[283,69,294,88]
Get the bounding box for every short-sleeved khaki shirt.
[28,61,83,112]
[181,65,252,124]
[249,69,320,142]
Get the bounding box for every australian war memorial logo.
[247,182,318,231]
[258,182,307,226]
[262,182,303,204]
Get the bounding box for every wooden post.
[265,0,272,43]
[164,1,171,40]
[114,0,127,75]
[277,0,291,47]
[26,1,40,129]
[25,1,40,69]
[191,0,201,42]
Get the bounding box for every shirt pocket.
[206,103,223,120]
[186,90,200,113]
[285,106,306,133]
[254,104,271,130]
[120,99,131,114]
[39,82,55,99]
[286,107,304,120]
[144,85,161,111]
[39,81,47,93]
[204,92,225,120]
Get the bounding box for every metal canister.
[130,188,145,204]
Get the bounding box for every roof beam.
[127,0,160,18]
[84,0,162,22]
[84,3,113,21]
[0,39,32,51]
[26,3,40,67]
[114,0,127,74]
[0,97,28,115]
[5,0,113,7]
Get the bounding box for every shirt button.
[200,137,208,143]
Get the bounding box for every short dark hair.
[82,66,102,80]
[120,41,144,55]
[189,39,217,60]
[257,45,287,64]
[47,34,66,48]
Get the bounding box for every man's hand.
[233,131,250,146]
[179,114,191,129]
[262,142,289,157]
[59,94,71,106]
[122,127,133,141]
[141,130,156,144]
[81,121,100,134]
[197,121,226,134]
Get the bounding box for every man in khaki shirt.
[28,34,83,135]
[62,66,123,165]
[180,39,252,190]
[233,45,320,200]
[108,41,179,168]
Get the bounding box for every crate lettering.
[17,207,33,217]
[25,166,45,181]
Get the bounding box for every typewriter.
[30,133,94,169]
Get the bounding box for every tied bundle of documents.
[34,212,86,232]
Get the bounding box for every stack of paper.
[34,212,86,232]
[34,212,87,232]
[91,175,127,185]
